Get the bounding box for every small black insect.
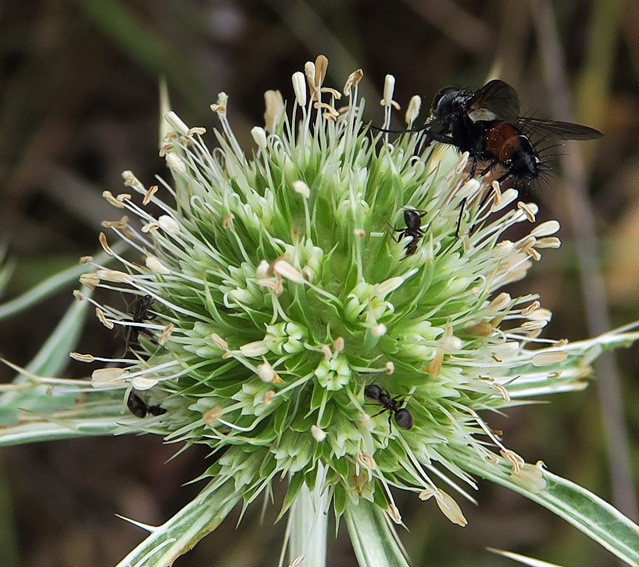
[124,294,155,352]
[364,384,413,430]
[392,209,426,258]
[127,391,166,418]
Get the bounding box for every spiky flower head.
[72,56,630,556]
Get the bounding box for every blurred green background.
[0,0,638,566]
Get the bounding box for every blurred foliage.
[0,0,637,566]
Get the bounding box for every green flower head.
[66,56,638,562]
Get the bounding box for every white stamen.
[492,241,514,259]
[292,180,310,199]
[531,220,560,237]
[251,126,267,149]
[314,55,328,88]
[101,217,128,230]
[371,324,387,337]
[95,308,114,329]
[343,69,363,96]
[239,341,269,357]
[521,319,548,331]
[356,452,376,471]
[142,185,158,206]
[159,323,174,346]
[131,376,159,390]
[500,449,525,474]
[141,222,159,233]
[256,260,270,279]
[70,352,94,363]
[158,215,181,235]
[98,232,114,256]
[517,202,537,222]
[492,188,518,211]
[376,276,404,298]
[382,74,395,107]
[96,269,130,283]
[165,153,186,174]
[387,504,402,524]
[488,292,511,312]
[257,362,275,383]
[405,95,421,125]
[532,351,568,367]
[211,333,228,350]
[146,256,171,275]
[440,335,463,351]
[292,71,307,106]
[304,61,316,95]
[91,367,127,388]
[79,273,100,289]
[121,171,145,192]
[164,111,189,135]
[103,190,125,209]
[434,489,468,527]
[264,90,284,133]
[527,308,552,321]
[535,237,561,249]
[311,425,326,442]
[273,259,305,284]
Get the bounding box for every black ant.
[364,384,413,430]
[123,294,155,353]
[127,391,166,418]
[392,209,426,258]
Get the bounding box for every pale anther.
[103,191,125,209]
[292,71,307,106]
[292,180,310,199]
[143,185,158,205]
[146,256,171,275]
[531,351,568,367]
[273,259,305,284]
[311,425,326,442]
[158,215,180,234]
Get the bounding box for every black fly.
[373,79,601,189]
[364,384,413,430]
[423,79,601,186]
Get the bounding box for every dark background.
[0,1,638,565]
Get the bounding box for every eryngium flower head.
[78,56,591,530]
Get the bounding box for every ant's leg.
[455,197,466,238]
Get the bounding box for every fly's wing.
[520,117,602,140]
[467,79,520,123]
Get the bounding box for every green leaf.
[460,450,639,566]
[116,477,242,567]
[0,414,124,446]
[0,246,124,321]
[24,288,91,377]
[344,498,409,567]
